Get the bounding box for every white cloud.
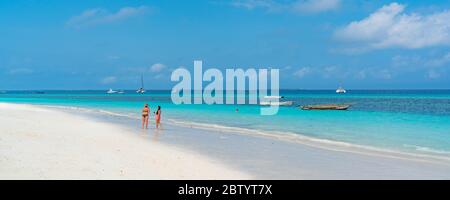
[66,6,148,28]
[231,0,340,14]
[335,3,450,50]
[150,63,166,72]
[288,65,405,81]
[391,52,450,69]
[391,55,422,68]
[293,67,311,78]
[291,65,346,79]
[100,76,117,84]
[356,67,394,80]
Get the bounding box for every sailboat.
[136,75,145,94]
[336,86,346,93]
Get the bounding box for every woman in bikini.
[142,104,150,129]
[155,106,161,129]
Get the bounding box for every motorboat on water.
[336,86,346,93]
[259,95,293,106]
[260,101,293,106]
[107,88,118,94]
[263,95,284,99]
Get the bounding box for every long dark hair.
[156,106,161,114]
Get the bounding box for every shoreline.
[40,104,450,165]
[1,103,450,179]
[167,119,450,165]
[0,103,251,179]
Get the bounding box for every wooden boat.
[300,104,350,110]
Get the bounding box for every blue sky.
[1,0,449,90]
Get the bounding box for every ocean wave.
[42,105,139,119]
[42,105,94,112]
[43,105,364,150]
[167,118,373,147]
[167,118,450,162]
[403,144,450,155]
[97,110,137,118]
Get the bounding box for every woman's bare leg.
[145,116,149,129]
[142,116,145,129]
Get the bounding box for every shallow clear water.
[1,90,449,157]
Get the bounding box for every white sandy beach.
[0,103,251,179]
[1,103,450,180]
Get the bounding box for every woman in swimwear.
[155,106,161,129]
[142,104,150,129]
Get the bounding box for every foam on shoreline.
[3,103,450,179]
[41,104,450,164]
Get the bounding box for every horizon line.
[2,88,450,91]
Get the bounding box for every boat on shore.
[300,104,350,110]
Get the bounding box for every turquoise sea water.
[1,90,449,157]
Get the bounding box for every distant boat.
[260,96,293,106]
[118,90,125,94]
[263,95,284,99]
[136,75,145,94]
[260,101,293,106]
[336,86,346,93]
[107,88,118,94]
[300,104,350,110]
